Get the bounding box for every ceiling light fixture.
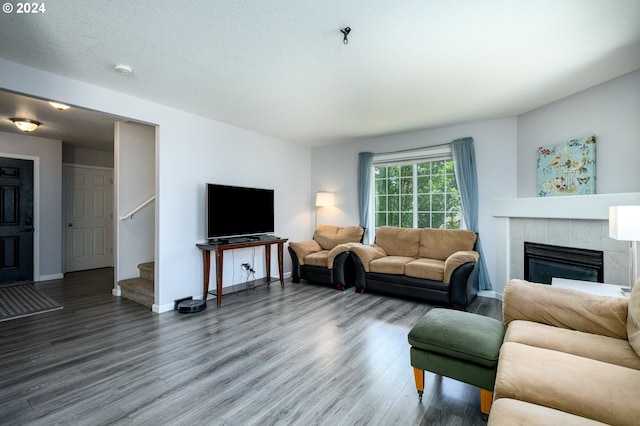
[10,118,41,132]
[340,27,351,45]
[114,64,133,76]
[48,101,71,110]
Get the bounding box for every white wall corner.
[153,302,175,313]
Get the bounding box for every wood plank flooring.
[0,268,502,425]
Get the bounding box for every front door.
[0,157,34,286]
[64,165,114,272]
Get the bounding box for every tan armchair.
[288,225,364,290]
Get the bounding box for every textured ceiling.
[1,0,639,149]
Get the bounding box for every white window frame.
[367,146,460,243]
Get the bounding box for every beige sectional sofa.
[489,278,640,425]
[350,226,479,309]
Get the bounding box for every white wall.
[62,145,114,168]
[115,122,156,285]
[0,131,63,280]
[0,58,311,312]
[311,118,518,292]
[517,69,640,196]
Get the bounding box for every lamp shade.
[609,206,640,241]
[315,192,335,207]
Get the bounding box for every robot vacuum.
[177,299,206,313]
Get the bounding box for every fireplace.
[524,242,604,284]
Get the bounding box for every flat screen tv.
[206,183,274,240]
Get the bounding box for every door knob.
[68,223,73,227]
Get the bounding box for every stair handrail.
[119,195,156,220]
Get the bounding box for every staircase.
[119,262,154,308]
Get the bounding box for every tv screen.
[206,183,274,239]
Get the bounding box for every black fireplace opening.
[524,242,604,284]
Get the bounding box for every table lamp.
[609,205,640,289]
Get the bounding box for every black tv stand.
[210,234,277,245]
[226,237,253,244]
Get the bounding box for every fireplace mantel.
[490,192,640,299]
[491,192,640,220]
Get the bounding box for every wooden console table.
[196,238,288,307]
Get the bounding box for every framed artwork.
[537,135,596,197]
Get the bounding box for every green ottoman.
[408,308,505,416]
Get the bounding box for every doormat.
[0,283,62,322]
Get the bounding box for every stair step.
[138,262,154,282]
[119,277,153,308]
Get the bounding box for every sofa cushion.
[494,342,640,425]
[489,398,608,426]
[303,250,330,267]
[289,240,322,265]
[369,256,413,275]
[408,309,505,368]
[313,225,363,250]
[419,228,476,260]
[505,320,640,370]
[627,278,640,358]
[374,227,421,257]
[503,279,629,340]
[404,258,444,281]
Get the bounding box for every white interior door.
[64,165,114,272]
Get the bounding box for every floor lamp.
[315,192,334,227]
[609,205,640,289]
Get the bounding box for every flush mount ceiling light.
[10,118,41,132]
[114,64,133,76]
[48,101,70,110]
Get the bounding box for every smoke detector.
[114,64,133,76]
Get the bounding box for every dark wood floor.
[0,269,502,425]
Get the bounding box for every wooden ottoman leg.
[480,389,493,415]
[413,367,424,402]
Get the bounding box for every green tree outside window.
[373,159,460,232]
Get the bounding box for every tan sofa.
[489,278,640,425]
[350,226,479,309]
[288,225,364,290]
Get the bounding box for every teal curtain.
[450,137,492,291]
[358,152,374,230]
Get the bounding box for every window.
[372,150,461,233]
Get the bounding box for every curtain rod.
[371,136,471,156]
[374,141,451,156]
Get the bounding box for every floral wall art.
[537,135,596,197]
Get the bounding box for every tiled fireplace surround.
[491,192,640,298]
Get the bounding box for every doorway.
[63,165,114,272]
[0,157,34,285]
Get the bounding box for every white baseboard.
[153,302,174,313]
[478,290,503,301]
[37,273,64,282]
